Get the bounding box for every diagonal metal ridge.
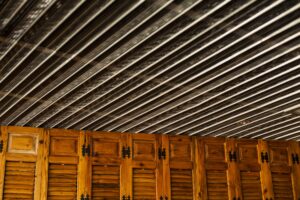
[0,0,299,140]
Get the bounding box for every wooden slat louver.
[272,172,293,200]
[129,134,161,200]
[133,168,156,200]
[206,170,228,200]
[3,161,36,200]
[197,137,229,200]
[0,126,299,200]
[165,136,195,200]
[235,140,262,200]
[89,132,126,200]
[47,163,78,200]
[240,171,262,200]
[92,165,120,200]
[268,141,294,200]
[170,168,193,200]
[42,129,82,200]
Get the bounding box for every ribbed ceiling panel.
[0,0,299,140]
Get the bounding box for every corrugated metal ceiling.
[0,0,299,140]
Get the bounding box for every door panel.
[42,128,83,200]
[0,126,44,200]
[0,126,299,200]
[164,135,195,200]
[268,141,294,200]
[129,134,162,200]
[197,137,228,200]
[89,131,126,200]
[236,140,262,200]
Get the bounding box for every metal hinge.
[122,195,130,200]
[0,140,3,153]
[229,151,237,162]
[122,146,130,158]
[81,144,90,157]
[261,152,269,163]
[80,194,89,200]
[292,153,299,164]
[159,148,166,160]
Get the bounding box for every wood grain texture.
[167,135,195,200]
[268,141,294,200]
[289,141,300,200]
[258,140,274,200]
[128,133,161,200]
[226,139,241,200]
[0,126,8,200]
[198,137,228,200]
[0,126,43,200]
[236,139,262,200]
[87,131,125,200]
[43,128,81,200]
[0,126,298,200]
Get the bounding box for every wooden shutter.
[196,137,229,200]
[163,135,195,200]
[88,131,127,200]
[257,140,274,200]
[235,139,263,200]
[128,133,162,200]
[40,128,85,200]
[289,141,300,200]
[268,141,294,200]
[0,126,44,200]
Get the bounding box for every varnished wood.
[195,138,207,200]
[0,125,298,200]
[87,131,126,200]
[128,133,161,200]
[226,139,242,200]
[78,130,88,199]
[167,135,195,200]
[44,128,81,200]
[268,140,294,200]
[162,135,171,200]
[0,126,8,200]
[258,140,274,200]
[0,126,44,200]
[289,141,300,200]
[40,129,49,200]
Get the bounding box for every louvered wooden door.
[197,137,229,200]
[162,135,196,200]
[127,134,162,200]
[268,141,294,200]
[0,126,44,200]
[235,140,263,200]
[41,128,85,200]
[88,131,127,200]
[289,141,300,200]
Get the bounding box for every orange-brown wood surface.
[0,126,44,200]
[0,126,299,200]
[235,139,262,200]
[198,137,229,200]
